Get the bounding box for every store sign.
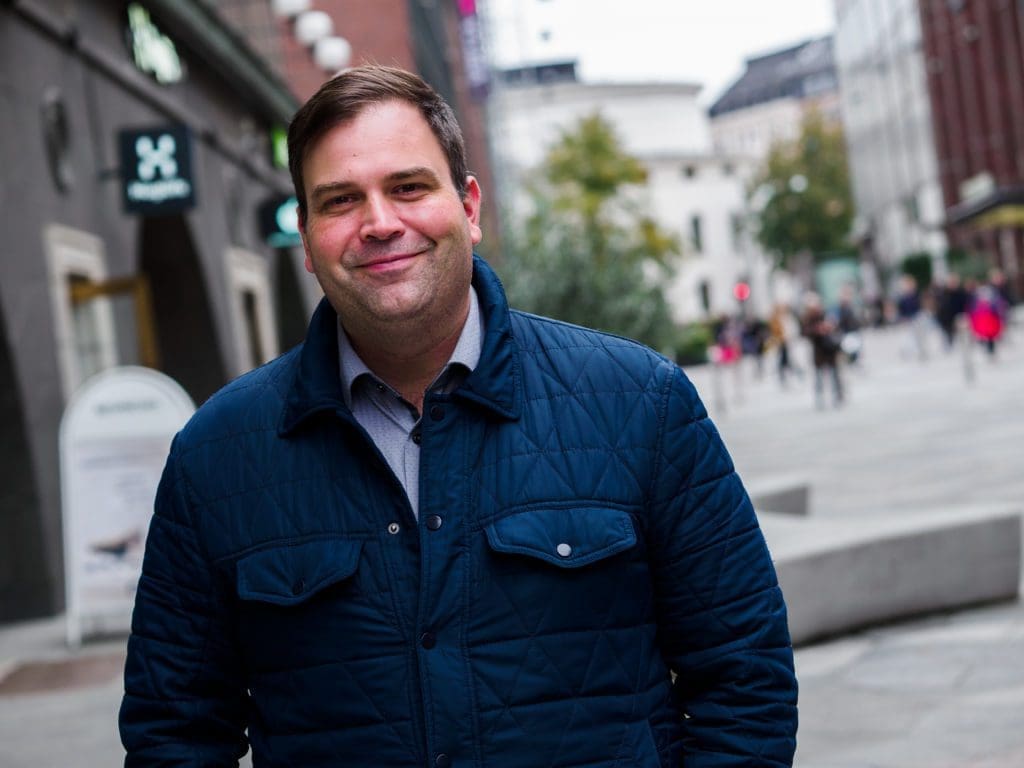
[455,0,491,101]
[119,125,196,215]
[259,194,302,247]
[127,3,184,85]
[60,366,195,646]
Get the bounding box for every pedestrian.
[895,274,929,361]
[935,273,969,350]
[119,65,797,767]
[768,301,803,386]
[801,292,844,409]
[968,283,1008,357]
[833,284,863,366]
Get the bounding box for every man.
[120,65,797,767]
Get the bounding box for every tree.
[499,113,682,353]
[751,111,854,270]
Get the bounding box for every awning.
[947,185,1024,229]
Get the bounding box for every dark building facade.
[920,0,1024,295]
[0,0,309,621]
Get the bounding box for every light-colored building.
[832,0,947,283]
[709,36,841,163]
[492,65,777,322]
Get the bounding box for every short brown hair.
[287,65,470,216]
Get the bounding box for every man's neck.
[344,300,470,414]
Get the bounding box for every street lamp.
[313,36,352,72]
[293,10,333,47]
[270,0,311,18]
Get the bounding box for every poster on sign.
[60,367,194,646]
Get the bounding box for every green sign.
[127,4,184,85]
[271,127,289,170]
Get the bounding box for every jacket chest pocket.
[475,506,650,633]
[233,538,381,672]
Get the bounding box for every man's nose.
[360,194,403,241]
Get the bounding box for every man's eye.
[394,183,425,195]
[324,195,354,208]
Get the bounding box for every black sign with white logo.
[258,195,302,248]
[119,125,196,215]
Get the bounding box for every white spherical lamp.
[270,0,311,18]
[313,36,352,72]
[294,10,333,47]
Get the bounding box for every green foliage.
[751,111,854,269]
[500,112,682,354]
[900,251,933,289]
[946,247,989,281]
[673,322,714,366]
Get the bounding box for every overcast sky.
[485,0,836,105]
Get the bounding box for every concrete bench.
[748,474,812,516]
[759,505,1022,646]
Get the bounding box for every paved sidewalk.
[1,315,1021,766]
[687,314,1024,767]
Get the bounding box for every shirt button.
[412,430,422,445]
[291,578,306,596]
[387,522,401,535]
[426,515,443,531]
[556,543,572,558]
[420,632,436,649]
[375,383,385,392]
[429,405,445,421]
[435,754,451,768]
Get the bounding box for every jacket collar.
[279,255,521,436]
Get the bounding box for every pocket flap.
[236,538,363,606]
[484,506,637,569]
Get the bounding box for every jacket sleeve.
[119,435,249,766]
[648,365,798,766]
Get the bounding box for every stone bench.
[748,474,812,516]
[759,505,1022,646]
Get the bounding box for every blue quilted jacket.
[120,257,797,767]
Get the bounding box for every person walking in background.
[768,301,803,387]
[935,273,970,350]
[119,65,798,767]
[834,284,864,366]
[895,274,929,361]
[968,282,1009,357]
[801,292,844,409]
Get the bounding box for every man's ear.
[463,176,483,246]
[297,205,314,274]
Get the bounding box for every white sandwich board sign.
[60,366,194,646]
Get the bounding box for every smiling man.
[120,66,797,767]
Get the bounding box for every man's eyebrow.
[310,180,357,201]
[386,166,443,185]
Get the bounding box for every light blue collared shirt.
[337,287,483,519]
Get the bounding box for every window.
[699,281,712,314]
[227,248,279,375]
[44,225,118,398]
[690,214,704,254]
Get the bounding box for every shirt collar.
[336,285,484,408]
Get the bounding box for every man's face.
[299,99,482,335]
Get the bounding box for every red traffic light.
[733,282,751,302]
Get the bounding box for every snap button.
[556,543,572,558]
[420,631,436,649]
[291,578,306,596]
[429,405,445,421]
[387,522,400,535]
[426,515,443,531]
[412,430,422,445]
[435,754,451,768]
